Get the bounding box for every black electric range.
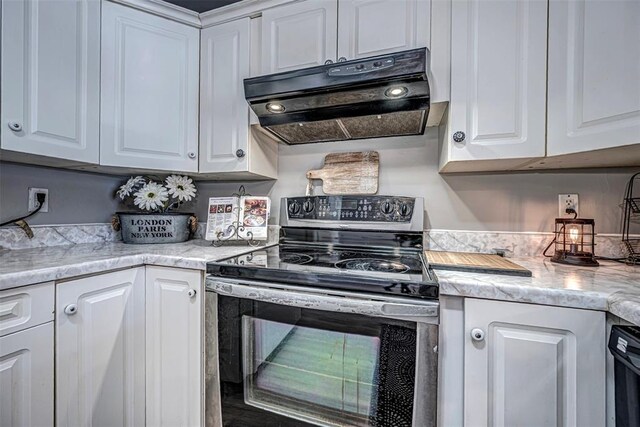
[207,195,438,299]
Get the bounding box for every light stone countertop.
[1,241,639,326]
[0,240,263,290]
[435,257,640,326]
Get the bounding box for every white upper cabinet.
[464,299,605,427]
[547,0,640,156]
[0,0,100,164]
[56,268,146,427]
[443,0,547,169]
[261,0,338,74]
[146,266,202,427]
[200,18,251,173]
[100,1,200,173]
[200,18,278,178]
[337,0,430,60]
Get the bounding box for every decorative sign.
[117,213,192,244]
[128,218,176,239]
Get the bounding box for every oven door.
[205,279,439,427]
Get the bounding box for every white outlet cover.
[558,193,579,217]
[28,188,49,213]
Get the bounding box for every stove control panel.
[286,196,416,222]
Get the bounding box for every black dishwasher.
[609,325,640,427]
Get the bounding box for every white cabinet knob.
[8,121,22,132]
[64,303,78,315]
[188,151,197,159]
[471,328,485,342]
[187,289,197,298]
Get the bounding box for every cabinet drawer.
[0,282,54,336]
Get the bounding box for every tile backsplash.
[425,229,629,259]
[0,222,632,259]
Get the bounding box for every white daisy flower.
[133,182,169,211]
[165,175,197,202]
[117,176,145,200]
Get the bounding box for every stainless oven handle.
[209,280,438,323]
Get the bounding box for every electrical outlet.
[28,188,49,213]
[558,193,579,217]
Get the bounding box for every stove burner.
[280,253,314,265]
[335,258,411,273]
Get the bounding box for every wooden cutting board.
[425,250,532,277]
[306,151,379,195]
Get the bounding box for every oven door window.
[244,316,381,426]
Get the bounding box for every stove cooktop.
[207,244,438,299]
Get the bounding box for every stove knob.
[380,200,395,215]
[288,201,301,215]
[303,199,315,213]
[398,202,412,218]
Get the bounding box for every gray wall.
[0,162,124,225]
[1,127,638,233]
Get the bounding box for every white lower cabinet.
[146,266,202,427]
[464,298,606,426]
[55,268,146,427]
[54,265,202,426]
[0,323,54,427]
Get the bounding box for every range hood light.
[385,86,408,98]
[266,102,285,113]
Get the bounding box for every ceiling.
[163,0,244,13]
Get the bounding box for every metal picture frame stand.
[210,186,261,247]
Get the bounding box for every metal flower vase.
[114,212,197,244]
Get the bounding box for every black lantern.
[551,218,599,267]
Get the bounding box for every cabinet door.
[200,19,250,173]
[0,323,54,427]
[447,0,547,162]
[100,1,199,172]
[337,0,430,60]
[56,268,146,427]
[146,266,202,427]
[464,299,605,427]
[547,0,640,156]
[261,0,338,74]
[0,0,100,164]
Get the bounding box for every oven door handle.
[208,280,438,323]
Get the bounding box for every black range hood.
[244,48,430,144]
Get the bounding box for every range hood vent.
[244,48,430,145]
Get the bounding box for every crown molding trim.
[108,0,202,27]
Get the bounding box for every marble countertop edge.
[438,278,610,311]
[1,241,639,327]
